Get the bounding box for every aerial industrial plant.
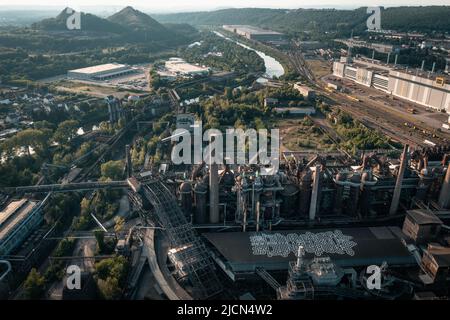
[0,3,449,303]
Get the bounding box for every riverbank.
[213,31,287,80]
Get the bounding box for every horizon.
[1,1,450,14]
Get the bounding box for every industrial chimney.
[438,161,450,209]
[389,144,409,215]
[296,246,305,269]
[309,165,321,221]
[209,163,220,224]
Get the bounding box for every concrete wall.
[333,62,345,78]
[388,71,450,112]
[356,68,373,87]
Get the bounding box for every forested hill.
[32,8,128,34]
[107,6,170,36]
[153,6,450,34]
[30,6,198,44]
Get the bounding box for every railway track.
[307,116,354,159]
[319,89,441,149]
[285,47,316,85]
[338,100,426,148]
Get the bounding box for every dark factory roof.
[406,210,443,226]
[203,227,415,273]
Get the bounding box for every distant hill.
[30,6,198,44]
[107,6,170,39]
[32,7,127,34]
[154,6,450,34]
[163,23,199,38]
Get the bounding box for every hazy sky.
[1,0,449,12]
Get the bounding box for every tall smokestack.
[421,60,425,71]
[309,165,321,221]
[387,52,391,64]
[372,50,375,61]
[209,163,220,224]
[296,246,304,268]
[389,145,409,215]
[438,161,450,209]
[394,54,398,66]
[432,62,436,73]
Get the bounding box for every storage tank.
[220,167,235,187]
[415,168,433,201]
[334,172,347,215]
[360,171,377,217]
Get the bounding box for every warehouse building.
[388,70,450,112]
[164,58,210,77]
[68,63,135,81]
[0,199,44,257]
[333,58,450,112]
[223,25,285,43]
[204,227,415,281]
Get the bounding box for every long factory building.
[333,58,450,113]
[68,63,135,81]
[204,226,416,280]
[222,25,285,43]
[0,198,43,257]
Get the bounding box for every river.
[213,31,285,81]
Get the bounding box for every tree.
[24,268,46,299]
[53,120,80,144]
[95,231,106,253]
[2,129,51,158]
[100,160,124,181]
[224,87,233,100]
[95,256,129,300]
[53,238,75,257]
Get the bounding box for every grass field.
[275,118,336,152]
[55,80,133,99]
